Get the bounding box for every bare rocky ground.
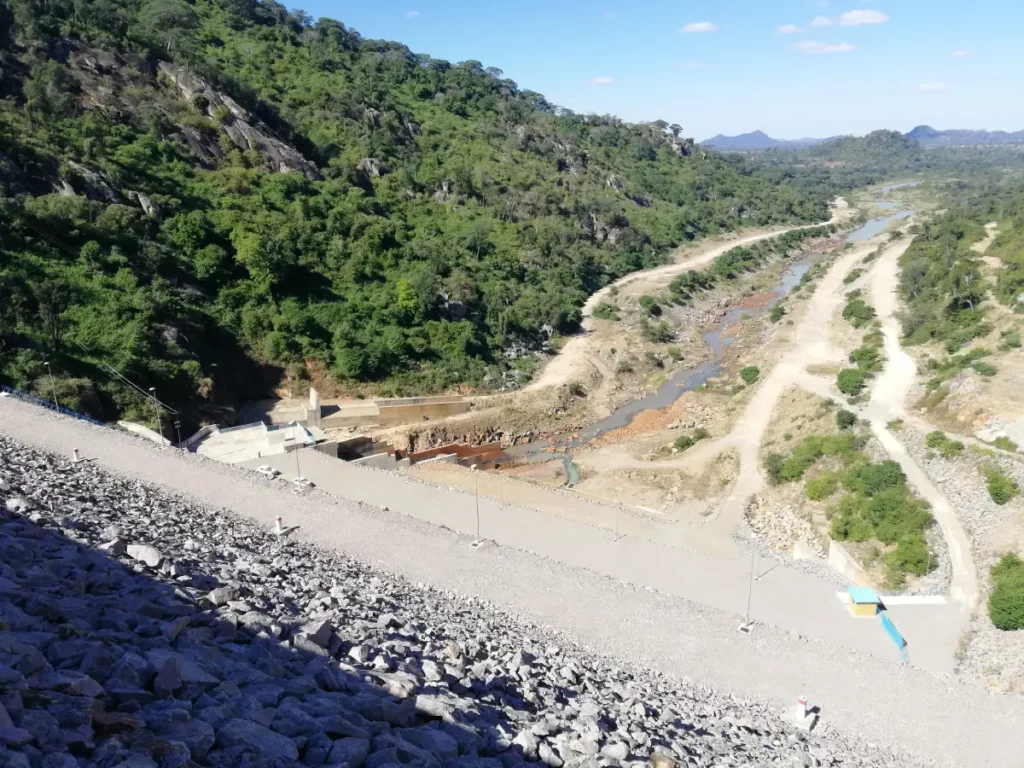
[897,425,1024,692]
[0,433,945,768]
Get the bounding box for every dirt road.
[866,235,981,611]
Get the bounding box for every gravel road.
[3,398,1024,766]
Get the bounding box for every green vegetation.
[767,429,935,587]
[843,268,864,285]
[842,291,877,329]
[639,319,674,344]
[592,302,620,321]
[829,459,935,588]
[674,428,709,453]
[637,295,662,317]
[769,304,786,323]
[666,346,682,362]
[886,418,904,432]
[923,347,996,391]
[836,368,866,396]
[806,471,840,501]
[925,430,965,459]
[1000,330,1021,351]
[566,381,587,399]
[992,436,1019,453]
[739,365,760,384]
[836,409,857,430]
[764,432,863,485]
[989,554,1024,631]
[668,226,832,304]
[0,0,832,428]
[982,466,1020,505]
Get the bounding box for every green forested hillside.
[0,0,830,427]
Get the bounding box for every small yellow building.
[847,586,882,617]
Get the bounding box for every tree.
[740,366,760,384]
[836,368,865,395]
[836,409,857,430]
[35,280,72,352]
[139,0,200,58]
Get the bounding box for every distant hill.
[702,131,834,152]
[906,125,1024,147]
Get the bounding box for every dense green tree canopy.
[0,0,831,426]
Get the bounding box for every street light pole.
[174,419,182,449]
[45,362,60,409]
[148,387,163,445]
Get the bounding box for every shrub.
[836,409,857,430]
[842,460,906,497]
[806,471,839,501]
[740,366,760,385]
[638,295,662,316]
[925,430,965,459]
[887,418,904,432]
[567,381,586,398]
[843,267,864,285]
[1000,330,1021,351]
[843,293,877,328]
[972,361,998,377]
[616,361,634,374]
[640,319,673,343]
[674,428,709,453]
[983,466,1020,505]
[849,345,882,373]
[593,302,619,321]
[989,553,1024,631]
[836,368,865,395]
[769,304,786,323]
[667,346,682,362]
[764,453,786,485]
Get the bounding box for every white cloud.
[681,21,718,33]
[810,15,833,27]
[917,82,948,93]
[951,50,971,59]
[777,24,805,34]
[404,10,421,19]
[680,61,704,69]
[790,41,856,54]
[839,9,889,26]
[591,76,616,86]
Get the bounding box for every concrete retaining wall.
[351,452,399,470]
[118,421,171,447]
[828,539,873,586]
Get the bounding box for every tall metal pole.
[745,551,757,626]
[45,362,60,409]
[174,419,182,449]
[295,448,302,480]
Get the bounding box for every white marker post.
[274,516,283,535]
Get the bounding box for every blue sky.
[292,1,1023,140]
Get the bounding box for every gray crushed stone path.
[2,398,1023,767]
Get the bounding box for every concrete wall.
[181,424,219,450]
[375,401,472,426]
[351,452,399,470]
[320,397,471,429]
[828,539,873,587]
[118,421,172,447]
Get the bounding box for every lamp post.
[148,387,162,444]
[174,419,182,449]
[45,362,60,410]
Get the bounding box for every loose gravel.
[2,399,1024,768]
[0,434,929,768]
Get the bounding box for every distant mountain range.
[701,131,835,151]
[703,126,1024,152]
[905,125,1024,147]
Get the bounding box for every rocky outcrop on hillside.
[0,435,929,768]
[157,63,320,180]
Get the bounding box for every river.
[506,204,913,485]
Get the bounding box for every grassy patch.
[925,430,965,459]
[843,290,877,329]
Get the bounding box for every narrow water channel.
[507,204,913,485]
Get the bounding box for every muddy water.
[507,208,913,485]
